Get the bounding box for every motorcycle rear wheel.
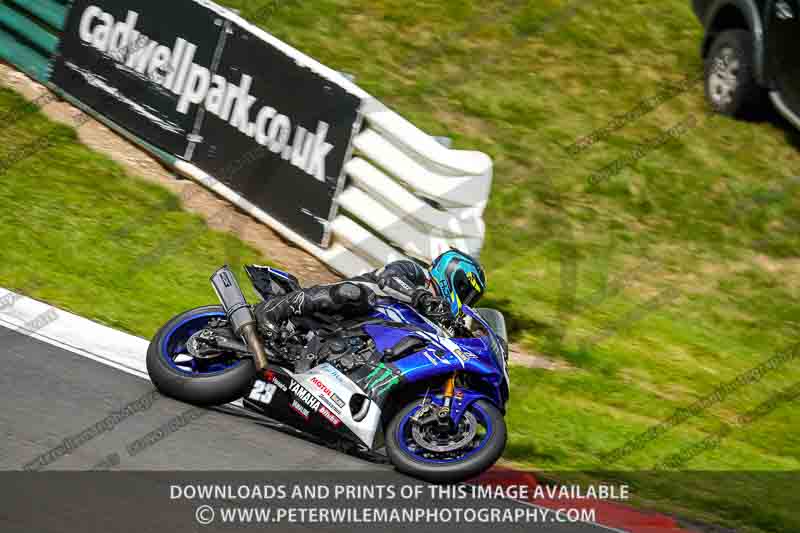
[146,305,255,406]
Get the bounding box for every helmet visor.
[453,270,483,308]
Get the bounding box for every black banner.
[52,0,220,156]
[191,21,362,245]
[52,0,362,245]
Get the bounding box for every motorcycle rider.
[254,249,487,330]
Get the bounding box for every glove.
[411,289,433,309]
[413,290,450,321]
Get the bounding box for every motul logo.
[310,376,333,397]
[77,6,334,182]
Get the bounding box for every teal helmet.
[429,249,487,317]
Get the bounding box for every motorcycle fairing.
[244,264,302,300]
[462,306,510,401]
[371,303,442,335]
[360,303,509,424]
[243,363,382,449]
[243,301,508,449]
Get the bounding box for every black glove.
[412,290,450,321]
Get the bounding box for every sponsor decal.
[319,364,351,386]
[420,332,476,368]
[330,392,346,409]
[318,405,341,428]
[289,399,310,420]
[289,380,321,412]
[310,376,333,397]
[362,363,401,398]
[310,376,346,412]
[424,346,449,365]
[265,371,288,392]
[76,6,334,182]
[248,380,277,405]
[423,350,439,366]
[318,397,341,414]
[453,348,478,364]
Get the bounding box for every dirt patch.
[508,343,572,370]
[619,367,695,402]
[0,65,339,287]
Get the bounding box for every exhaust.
[210,266,269,371]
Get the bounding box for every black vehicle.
[693,0,800,127]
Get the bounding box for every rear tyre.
[146,305,255,406]
[704,29,762,117]
[386,399,507,483]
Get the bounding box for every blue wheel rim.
[160,311,245,376]
[396,402,493,464]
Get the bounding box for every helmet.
[429,249,487,317]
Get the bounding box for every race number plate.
[249,380,277,405]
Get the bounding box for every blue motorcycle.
[147,265,509,482]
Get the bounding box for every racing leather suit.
[254,260,447,327]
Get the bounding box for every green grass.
[215,0,800,530]
[0,88,271,336]
[2,0,800,530]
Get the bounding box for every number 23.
[249,380,277,404]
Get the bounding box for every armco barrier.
[0,0,66,82]
[0,0,492,278]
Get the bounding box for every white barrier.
[326,106,493,276]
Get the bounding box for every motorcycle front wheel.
[385,398,506,483]
[146,305,255,406]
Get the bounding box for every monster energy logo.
[363,363,400,397]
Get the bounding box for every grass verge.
[0,86,270,336]
[214,1,800,530]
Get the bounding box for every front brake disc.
[411,411,478,453]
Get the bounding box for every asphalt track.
[0,328,372,471]
[0,323,627,533]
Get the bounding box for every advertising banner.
[52,0,221,156]
[52,0,363,245]
[190,20,362,245]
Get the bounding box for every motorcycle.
[146,265,509,482]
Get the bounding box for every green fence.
[0,0,67,82]
[0,0,178,165]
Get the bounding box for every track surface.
[0,325,623,532]
[0,329,374,470]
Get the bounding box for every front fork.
[436,373,457,428]
[413,373,458,429]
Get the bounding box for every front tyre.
[386,399,506,483]
[146,305,255,406]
